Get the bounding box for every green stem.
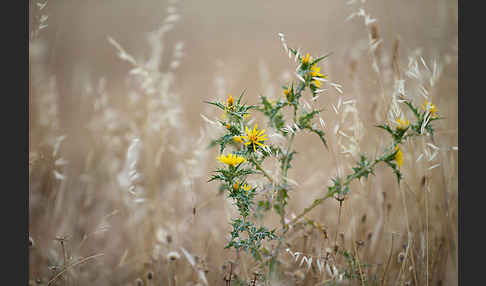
[343,159,380,186]
[282,133,295,184]
[279,132,295,228]
[288,191,335,226]
[289,159,381,226]
[250,158,275,184]
[268,132,296,280]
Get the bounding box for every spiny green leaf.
[309,127,328,148]
[310,52,333,66]
[404,100,421,119]
[376,124,394,136]
[204,100,226,110]
[236,88,247,105]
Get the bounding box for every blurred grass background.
[29,0,458,285]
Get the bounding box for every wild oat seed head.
[167,251,181,261]
[156,227,170,244]
[398,252,405,263]
[135,278,144,286]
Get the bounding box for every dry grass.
[29,0,457,285]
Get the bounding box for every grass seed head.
[135,278,144,286]
[167,251,181,261]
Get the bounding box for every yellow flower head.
[394,145,403,169]
[313,79,322,88]
[284,85,292,102]
[227,94,234,107]
[396,118,409,131]
[302,53,311,65]
[233,136,243,143]
[421,100,438,118]
[242,124,268,152]
[283,85,291,96]
[222,94,236,119]
[217,153,246,167]
[310,65,325,78]
[241,184,252,193]
[233,182,252,193]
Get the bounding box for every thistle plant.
[289,98,442,226]
[206,41,441,282]
[206,49,331,277]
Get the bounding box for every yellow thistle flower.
[302,53,311,65]
[394,145,403,169]
[232,182,251,193]
[241,184,252,193]
[217,153,246,167]
[283,85,291,97]
[310,65,324,78]
[227,94,234,107]
[221,94,236,119]
[313,79,322,88]
[421,100,438,118]
[396,118,409,131]
[241,124,268,152]
[233,136,243,143]
[284,85,292,102]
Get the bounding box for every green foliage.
[253,199,272,220]
[347,155,376,181]
[403,100,442,137]
[310,52,333,66]
[206,45,331,266]
[226,218,277,261]
[208,165,256,184]
[259,96,287,132]
[210,133,238,153]
[205,42,439,282]
[340,249,369,284]
[297,109,327,147]
[228,184,256,218]
[273,187,289,217]
[279,150,296,172]
[328,177,350,199]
